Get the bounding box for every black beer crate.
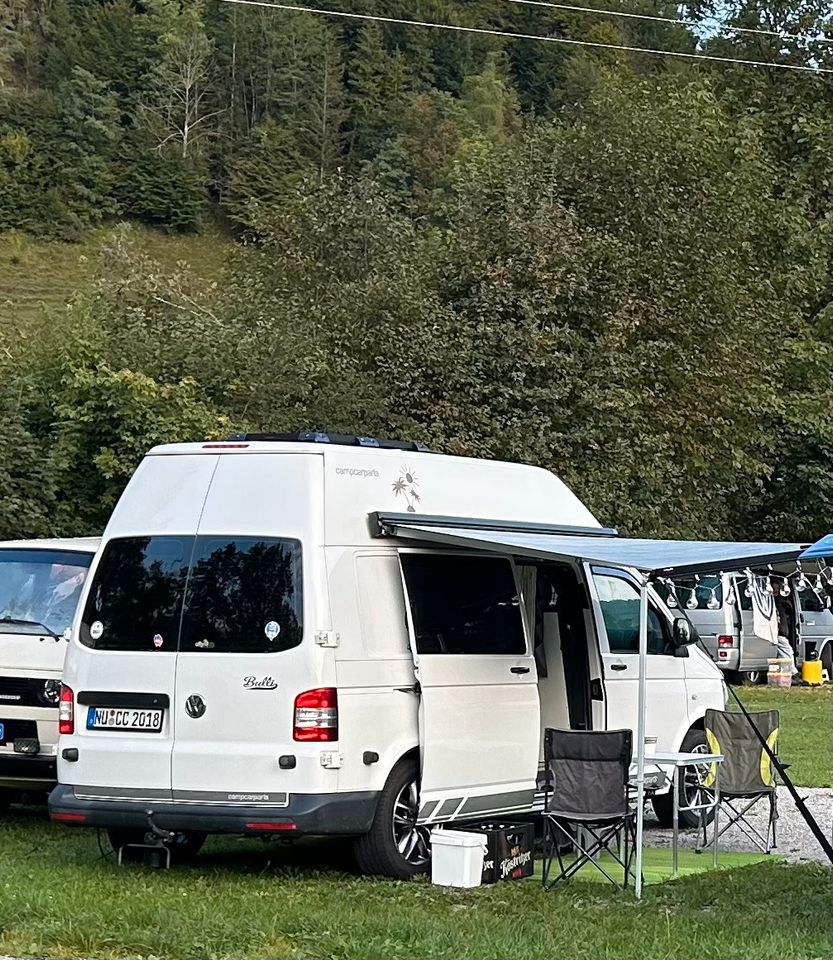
[466,822,535,884]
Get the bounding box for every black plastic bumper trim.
[0,754,56,780]
[49,783,379,835]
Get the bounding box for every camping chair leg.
[716,796,774,853]
[541,817,556,889]
[553,823,630,888]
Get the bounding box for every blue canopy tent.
[371,512,814,895]
[800,534,833,560]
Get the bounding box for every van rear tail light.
[58,684,74,735]
[293,688,338,741]
[717,635,734,647]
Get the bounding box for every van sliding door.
[399,552,540,824]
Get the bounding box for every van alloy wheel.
[680,741,711,814]
[651,729,713,829]
[392,779,430,866]
[353,757,429,878]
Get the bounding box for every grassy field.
[734,684,832,787]
[0,225,232,326]
[0,808,829,960]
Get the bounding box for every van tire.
[821,644,832,681]
[743,669,766,685]
[106,828,206,863]
[651,728,713,830]
[352,757,430,880]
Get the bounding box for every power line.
[219,0,833,75]
[503,0,833,45]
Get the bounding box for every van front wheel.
[651,729,713,830]
[353,757,430,879]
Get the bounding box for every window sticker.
[264,620,281,641]
[153,633,164,649]
[90,621,104,641]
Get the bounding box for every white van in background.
[50,435,724,877]
[663,572,832,684]
[0,538,99,808]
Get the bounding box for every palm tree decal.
[393,467,420,513]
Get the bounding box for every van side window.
[400,554,526,656]
[593,574,670,655]
[799,588,824,613]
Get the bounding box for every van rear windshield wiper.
[0,616,62,640]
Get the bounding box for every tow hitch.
[116,810,175,869]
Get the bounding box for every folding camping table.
[652,751,724,877]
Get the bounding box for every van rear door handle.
[610,663,628,672]
[510,666,530,674]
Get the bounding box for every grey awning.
[370,513,808,577]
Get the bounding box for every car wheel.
[107,827,206,863]
[353,756,431,879]
[821,644,832,682]
[651,728,715,830]
[743,669,766,685]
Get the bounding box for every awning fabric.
[372,514,808,577]
[801,534,833,560]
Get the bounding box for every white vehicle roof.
[0,537,100,553]
[142,439,602,540]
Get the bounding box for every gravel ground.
[643,786,833,863]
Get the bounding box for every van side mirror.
[673,617,698,647]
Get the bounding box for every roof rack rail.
[227,432,434,453]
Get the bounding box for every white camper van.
[50,435,725,877]
[0,538,99,806]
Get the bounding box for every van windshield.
[655,575,723,610]
[0,549,92,637]
[80,536,303,653]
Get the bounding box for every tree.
[348,22,412,158]
[138,1,220,160]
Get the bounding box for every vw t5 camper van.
[50,436,725,876]
[0,538,99,807]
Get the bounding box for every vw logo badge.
[185,694,206,719]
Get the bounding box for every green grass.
[0,225,233,326]
[733,684,832,787]
[0,809,830,960]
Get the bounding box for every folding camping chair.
[541,728,638,890]
[696,708,780,854]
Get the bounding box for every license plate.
[86,707,164,733]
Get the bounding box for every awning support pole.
[634,575,648,898]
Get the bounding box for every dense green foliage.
[0,0,831,539]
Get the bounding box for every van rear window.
[81,536,302,653]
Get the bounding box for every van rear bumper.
[48,783,379,836]
[0,754,56,791]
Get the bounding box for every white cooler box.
[430,829,488,888]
